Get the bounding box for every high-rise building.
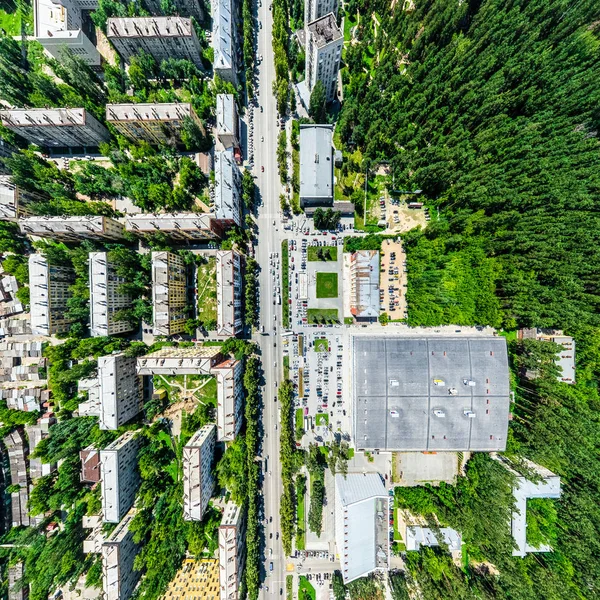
[106,103,205,146]
[305,13,343,102]
[107,17,203,68]
[20,216,125,242]
[100,431,142,523]
[89,252,135,337]
[211,0,237,84]
[0,109,110,148]
[183,424,216,521]
[215,94,239,150]
[143,0,205,22]
[137,345,224,376]
[212,358,243,442]
[125,213,224,241]
[216,250,243,337]
[0,176,45,221]
[305,0,338,25]
[28,254,75,336]
[151,251,187,336]
[218,502,246,600]
[299,124,334,208]
[214,149,242,227]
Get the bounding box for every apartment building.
[28,253,75,336]
[80,445,101,483]
[216,250,243,337]
[211,0,237,84]
[101,431,142,523]
[125,212,224,241]
[20,215,125,242]
[143,0,205,22]
[106,103,205,146]
[8,562,28,600]
[216,94,239,150]
[151,251,187,336]
[299,125,334,207]
[34,0,101,65]
[107,17,203,68]
[183,424,216,521]
[137,345,224,376]
[219,502,246,600]
[214,149,242,227]
[0,108,109,148]
[25,414,57,481]
[212,359,243,442]
[89,252,135,337]
[0,176,45,221]
[102,508,141,600]
[305,13,343,102]
[305,0,338,24]
[4,430,30,528]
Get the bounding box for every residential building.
[211,0,237,84]
[351,336,511,452]
[8,562,28,600]
[0,109,109,148]
[183,424,216,521]
[405,526,462,553]
[143,0,205,22]
[28,253,75,336]
[214,149,242,227]
[334,473,389,584]
[34,0,101,66]
[537,332,576,384]
[216,94,239,150]
[151,251,187,336]
[106,103,205,146]
[0,176,44,221]
[0,268,25,319]
[219,502,246,600]
[305,13,342,102]
[107,17,203,68]
[162,559,220,600]
[80,445,101,483]
[100,431,142,523]
[4,430,30,528]
[305,0,338,24]
[299,125,334,207]
[349,250,380,319]
[20,215,125,242]
[102,508,141,600]
[213,359,243,441]
[0,137,17,170]
[0,387,48,413]
[216,250,243,337]
[125,212,224,241]
[137,345,224,376]
[89,252,135,337]
[83,514,106,554]
[25,414,57,481]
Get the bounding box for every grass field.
[307,308,339,324]
[197,257,217,326]
[308,246,337,261]
[315,413,329,426]
[314,338,329,353]
[299,576,315,600]
[296,480,306,550]
[316,272,338,298]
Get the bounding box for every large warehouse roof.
[352,336,510,452]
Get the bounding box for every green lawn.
[314,338,329,353]
[308,246,338,261]
[316,272,338,298]
[307,308,339,324]
[295,408,304,440]
[286,575,293,600]
[197,257,217,326]
[344,317,354,325]
[315,413,329,426]
[0,3,32,37]
[299,576,315,600]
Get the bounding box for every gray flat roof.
[106,103,194,123]
[299,125,333,201]
[352,336,510,452]
[307,13,342,48]
[216,94,235,136]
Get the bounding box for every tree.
[309,80,327,123]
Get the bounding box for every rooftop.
[106,103,195,122]
[299,125,333,201]
[0,108,87,128]
[126,212,213,232]
[211,0,234,70]
[307,12,342,48]
[216,94,236,136]
[186,423,216,448]
[406,527,462,552]
[107,16,193,38]
[336,472,386,506]
[350,250,380,319]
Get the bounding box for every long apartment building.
[216,250,243,337]
[0,176,44,221]
[183,424,216,521]
[102,508,141,600]
[211,0,237,84]
[213,359,243,442]
[305,13,343,102]
[0,109,109,148]
[214,149,242,227]
[28,253,75,336]
[219,502,246,600]
[152,251,187,336]
[143,0,205,21]
[216,94,239,150]
[8,562,28,600]
[101,431,142,523]
[107,17,203,68]
[20,216,125,242]
[106,103,205,146]
[125,212,224,242]
[4,430,30,528]
[89,252,135,337]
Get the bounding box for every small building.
[216,250,243,337]
[214,149,242,227]
[20,216,125,242]
[211,0,237,84]
[142,0,205,22]
[0,176,44,221]
[299,125,334,208]
[80,445,101,483]
[125,212,223,241]
[215,94,239,150]
[183,424,216,521]
[305,13,342,102]
[106,103,205,146]
[162,558,220,600]
[0,108,109,148]
[405,526,462,553]
[218,502,246,600]
[151,251,188,336]
[349,250,379,320]
[25,414,57,481]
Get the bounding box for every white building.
[299,125,334,207]
[213,358,243,442]
[151,251,187,336]
[0,176,44,220]
[20,216,125,242]
[137,345,223,376]
[219,501,246,600]
[143,0,205,22]
[216,250,243,337]
[101,431,142,523]
[334,473,390,584]
[405,526,462,553]
[183,424,216,521]
[349,250,380,319]
[214,149,242,227]
[537,333,576,384]
[89,252,136,337]
[211,0,237,84]
[305,0,338,24]
[125,212,222,241]
[305,13,343,102]
[28,253,75,336]
[216,94,239,150]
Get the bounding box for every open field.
[316,272,338,298]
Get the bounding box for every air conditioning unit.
[463,410,476,418]
[433,410,446,418]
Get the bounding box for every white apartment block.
[20,216,125,242]
[213,358,243,442]
[216,250,243,337]
[0,109,109,148]
[219,501,246,600]
[151,251,187,336]
[137,345,223,376]
[34,0,101,65]
[183,424,216,521]
[106,103,205,146]
[211,0,237,84]
[101,431,142,523]
[0,176,45,221]
[214,149,242,227]
[306,13,343,102]
[125,212,222,241]
[107,17,203,68]
[216,94,239,150]
[89,252,135,337]
[28,253,75,336]
[305,0,338,24]
[143,0,205,22]
[102,508,141,600]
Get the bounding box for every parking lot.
[380,238,407,320]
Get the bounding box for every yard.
[153,374,217,405]
[316,272,338,298]
[299,576,316,600]
[315,413,329,426]
[308,246,338,262]
[196,257,217,328]
[314,338,329,353]
[307,308,339,324]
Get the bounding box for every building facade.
[151,251,187,336]
[142,0,205,22]
[216,94,239,150]
[305,0,338,24]
[100,431,142,523]
[212,359,243,442]
[0,176,45,221]
[218,502,246,600]
[305,13,343,102]
[211,0,237,84]
[214,149,242,227]
[125,212,223,241]
[28,253,75,336]
[183,424,216,521]
[349,250,380,319]
[216,250,243,337]
[106,103,205,146]
[20,216,125,242]
[107,17,203,68]
[299,125,334,207]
